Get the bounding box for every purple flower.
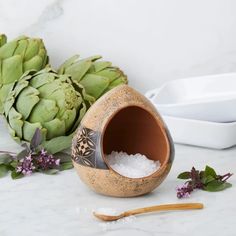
[15,148,60,177]
[36,149,60,170]
[176,183,193,198]
[16,153,35,175]
[40,149,47,155]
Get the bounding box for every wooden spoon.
[93,203,204,221]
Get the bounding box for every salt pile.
[95,208,136,231]
[95,208,120,216]
[105,151,161,178]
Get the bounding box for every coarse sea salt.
[95,207,120,216]
[95,208,136,231]
[105,151,161,178]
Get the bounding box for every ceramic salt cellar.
[71,85,174,197]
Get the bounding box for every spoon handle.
[124,203,204,217]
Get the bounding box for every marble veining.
[1,0,236,92]
[24,0,65,35]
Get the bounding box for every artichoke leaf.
[108,75,128,88]
[71,102,87,131]
[80,74,109,99]
[24,55,44,71]
[38,48,47,58]
[2,55,23,84]
[58,55,102,81]
[71,81,95,105]
[28,98,59,123]
[37,78,62,98]
[8,107,23,139]
[43,118,66,140]
[30,70,55,89]
[13,75,31,97]
[96,68,122,83]
[4,87,19,116]
[57,55,80,74]
[15,86,40,119]
[0,40,18,58]
[13,40,27,56]
[3,75,31,115]
[104,76,128,94]
[0,60,2,84]
[40,51,49,67]
[33,67,55,78]
[7,124,21,143]
[22,121,47,142]
[89,61,112,73]
[0,34,7,47]
[82,55,102,62]
[64,60,92,82]
[0,35,48,87]
[59,108,77,131]
[0,82,15,114]
[24,39,40,60]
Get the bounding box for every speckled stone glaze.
[72,85,174,197]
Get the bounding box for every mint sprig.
[176,166,233,198]
[0,129,73,179]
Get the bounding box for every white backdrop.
[1,0,236,92]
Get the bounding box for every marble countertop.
[0,119,235,236]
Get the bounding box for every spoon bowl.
[93,212,125,221]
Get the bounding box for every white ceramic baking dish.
[162,116,236,149]
[146,73,236,122]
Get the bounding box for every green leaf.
[11,170,24,179]
[80,74,109,99]
[222,182,232,189]
[10,160,18,168]
[204,165,217,178]
[43,135,72,154]
[41,169,59,175]
[0,164,9,178]
[60,161,73,171]
[7,164,15,171]
[54,152,72,163]
[177,172,190,179]
[30,128,43,150]
[201,175,215,185]
[0,153,13,164]
[204,180,232,192]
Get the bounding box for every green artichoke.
[1,35,128,154]
[3,68,87,153]
[0,34,48,114]
[58,55,128,100]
